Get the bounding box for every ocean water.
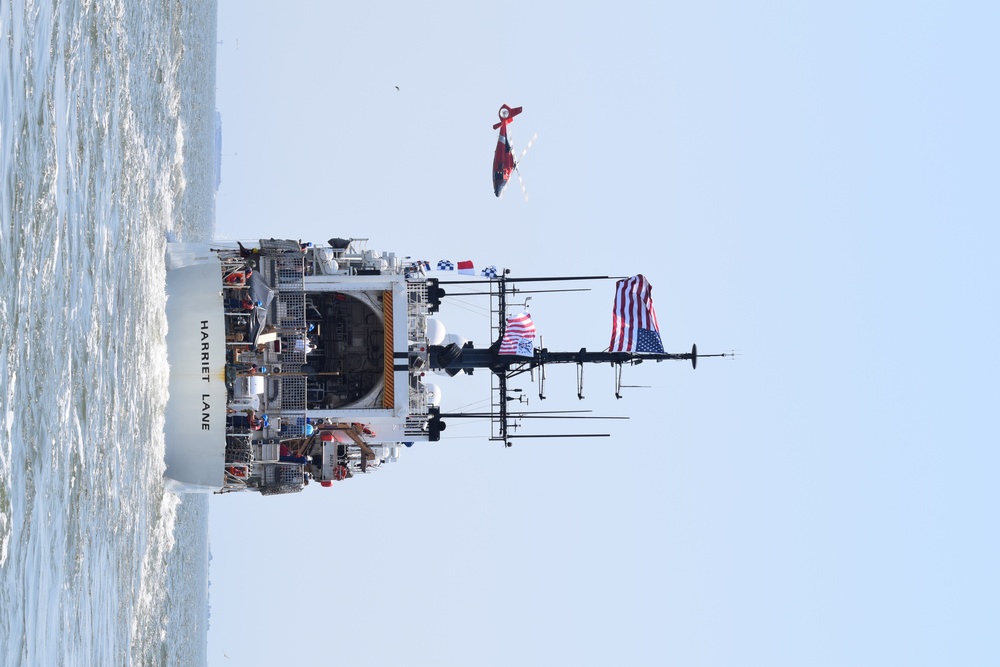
[0,0,217,664]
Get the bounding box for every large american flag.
[609,275,664,353]
[498,312,536,357]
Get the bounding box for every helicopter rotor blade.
[514,132,537,169]
[516,165,529,202]
[513,132,537,202]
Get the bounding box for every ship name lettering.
[200,320,211,381]
[202,394,211,430]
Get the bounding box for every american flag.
[498,312,536,357]
[609,275,664,353]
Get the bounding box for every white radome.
[426,318,446,346]
[423,382,442,406]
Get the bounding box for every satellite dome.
[426,318,446,346]
[423,382,442,406]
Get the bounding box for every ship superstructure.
[163,238,721,495]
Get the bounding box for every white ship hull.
[164,244,229,492]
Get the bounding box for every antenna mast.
[427,272,728,445]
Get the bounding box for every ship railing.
[220,256,251,287]
[406,280,429,307]
[255,462,305,496]
[275,290,306,331]
[407,278,431,366]
[275,338,310,413]
[223,467,250,490]
[270,410,309,438]
[408,389,428,414]
[273,256,306,291]
[410,375,430,404]
[258,238,305,256]
[223,435,253,491]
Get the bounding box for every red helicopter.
[491,104,535,198]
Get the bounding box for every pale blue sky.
[207,2,999,665]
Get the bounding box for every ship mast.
[427,272,728,446]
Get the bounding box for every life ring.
[333,465,349,481]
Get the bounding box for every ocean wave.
[0,0,217,662]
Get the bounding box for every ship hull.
[164,243,228,492]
